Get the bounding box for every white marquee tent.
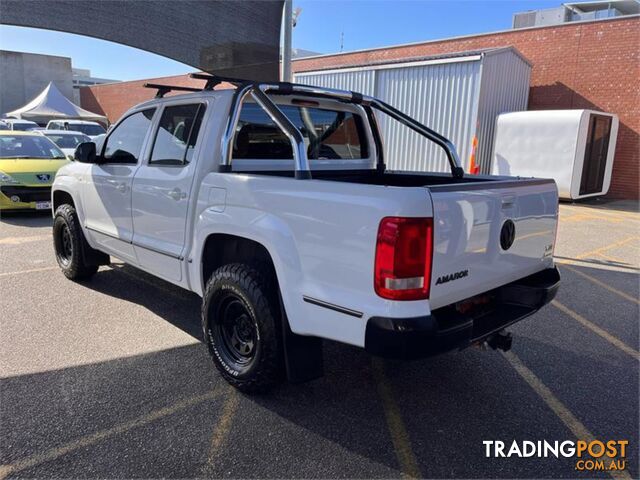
[4,82,107,125]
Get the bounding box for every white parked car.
[39,130,91,158]
[51,78,560,392]
[46,119,106,139]
[3,118,40,131]
[91,133,106,153]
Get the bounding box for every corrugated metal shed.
[295,47,531,174]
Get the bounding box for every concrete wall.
[0,50,74,115]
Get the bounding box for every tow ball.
[485,330,513,352]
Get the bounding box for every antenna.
[340,31,344,52]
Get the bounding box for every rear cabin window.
[232,103,368,161]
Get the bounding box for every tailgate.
[428,179,558,309]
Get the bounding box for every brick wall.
[82,16,639,199]
[292,16,639,199]
[79,74,208,124]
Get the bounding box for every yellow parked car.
[0,131,70,212]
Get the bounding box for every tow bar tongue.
[486,330,513,352]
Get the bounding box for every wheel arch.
[199,232,324,385]
[191,208,306,337]
[52,189,76,211]
[52,185,98,254]
[201,233,278,293]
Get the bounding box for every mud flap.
[81,240,110,267]
[279,300,324,383]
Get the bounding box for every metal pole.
[251,87,310,178]
[370,99,465,179]
[281,0,293,82]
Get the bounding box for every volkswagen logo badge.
[500,219,516,250]
[36,174,51,182]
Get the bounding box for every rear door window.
[232,103,368,160]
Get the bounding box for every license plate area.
[35,201,51,210]
[455,292,495,316]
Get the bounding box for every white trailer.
[491,110,619,200]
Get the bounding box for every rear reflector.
[374,217,434,300]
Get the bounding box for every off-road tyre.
[202,263,283,393]
[53,204,99,280]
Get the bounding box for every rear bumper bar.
[365,267,560,359]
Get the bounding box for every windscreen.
[0,135,66,159]
[11,123,36,131]
[73,124,106,136]
[45,133,91,149]
[232,103,368,160]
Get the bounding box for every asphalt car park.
[0,201,638,479]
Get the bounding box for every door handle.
[168,188,186,201]
[105,178,127,193]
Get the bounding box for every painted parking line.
[0,234,51,245]
[202,387,239,474]
[551,300,639,360]
[559,264,639,305]
[593,251,633,266]
[576,237,639,260]
[560,213,625,224]
[371,358,421,479]
[503,351,631,480]
[0,388,223,480]
[554,257,639,274]
[0,261,187,299]
[559,205,640,219]
[0,266,57,277]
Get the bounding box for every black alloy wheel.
[213,292,259,369]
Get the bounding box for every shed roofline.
[294,46,531,76]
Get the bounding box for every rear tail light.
[374,217,434,300]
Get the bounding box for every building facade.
[0,50,74,115]
[71,68,118,104]
[513,0,639,28]
[0,50,120,117]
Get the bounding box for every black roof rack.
[189,73,249,89]
[189,73,305,96]
[143,83,202,98]
[143,75,251,99]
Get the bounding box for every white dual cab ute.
[51,75,560,392]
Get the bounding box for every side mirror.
[74,141,98,163]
